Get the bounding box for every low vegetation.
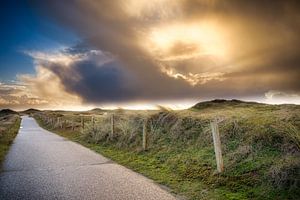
[0,110,21,166]
[33,100,300,200]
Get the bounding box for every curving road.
[0,116,178,200]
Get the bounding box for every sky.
[0,0,300,110]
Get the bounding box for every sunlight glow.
[123,0,180,19]
[145,22,229,60]
[100,100,198,110]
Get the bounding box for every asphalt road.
[0,116,178,200]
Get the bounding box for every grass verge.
[0,115,21,167]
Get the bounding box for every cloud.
[264,90,300,104]
[0,82,48,110]
[16,0,300,107]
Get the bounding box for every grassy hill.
[0,109,18,117]
[192,99,257,109]
[34,100,300,199]
[20,108,41,115]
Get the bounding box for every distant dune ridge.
[1,99,298,113]
[0,109,18,117]
[21,108,41,115]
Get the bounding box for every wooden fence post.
[91,116,94,128]
[81,116,84,132]
[210,120,224,173]
[72,120,74,131]
[60,118,63,129]
[111,114,114,139]
[57,117,60,128]
[143,118,148,151]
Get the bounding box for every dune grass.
[34,101,300,200]
[0,114,21,166]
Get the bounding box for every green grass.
[0,114,21,167]
[33,100,300,200]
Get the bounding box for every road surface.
[0,116,178,200]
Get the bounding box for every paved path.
[0,116,177,200]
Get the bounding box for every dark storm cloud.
[40,46,198,103]
[46,57,139,103]
[28,0,300,104]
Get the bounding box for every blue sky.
[0,0,78,82]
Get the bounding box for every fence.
[34,112,224,173]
